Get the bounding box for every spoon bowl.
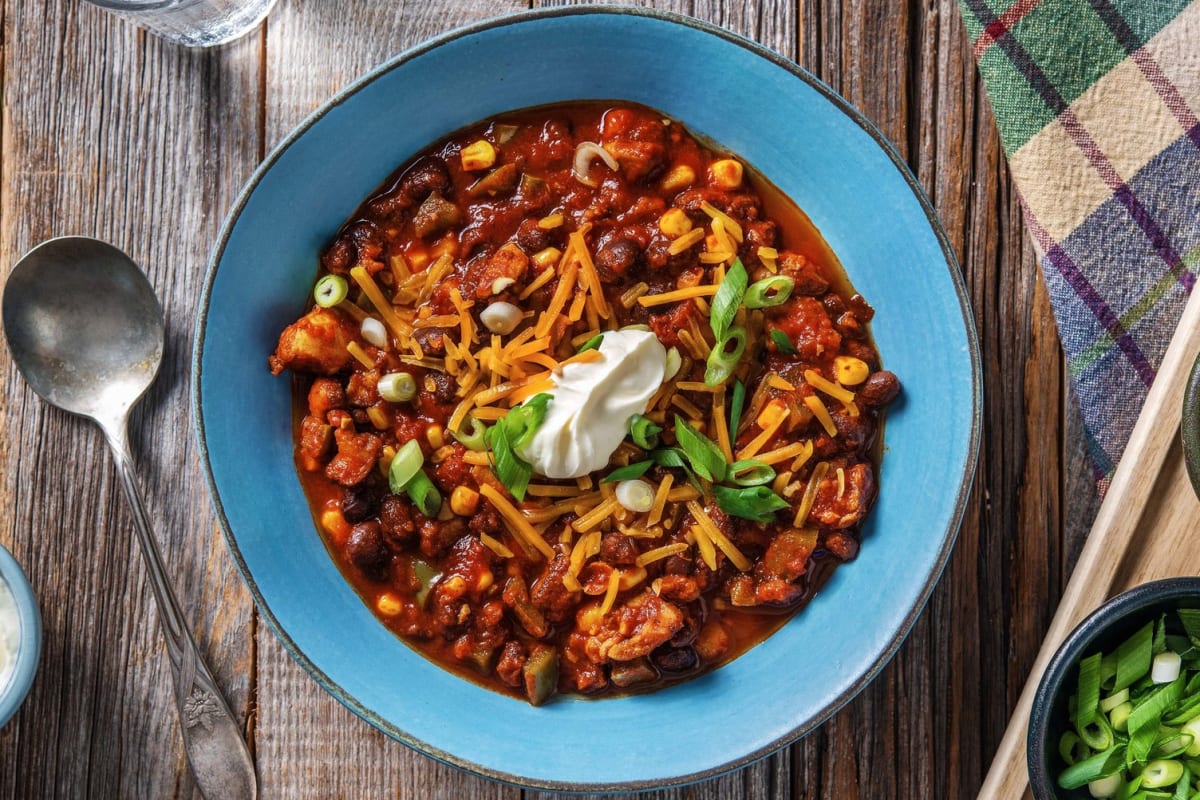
[2,237,163,420]
[1,236,256,800]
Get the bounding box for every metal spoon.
[1,237,257,799]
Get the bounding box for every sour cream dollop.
[0,577,19,693]
[517,329,666,479]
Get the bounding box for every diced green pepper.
[523,646,559,706]
[412,559,441,609]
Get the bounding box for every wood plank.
[981,284,1200,798]
[0,2,262,798]
[251,4,525,799]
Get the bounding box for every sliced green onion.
[712,484,789,523]
[704,325,747,386]
[487,419,533,502]
[629,414,662,450]
[1115,621,1155,692]
[1078,714,1114,751]
[1076,652,1103,730]
[1183,717,1200,756]
[1152,730,1194,760]
[603,460,653,483]
[1057,747,1123,789]
[615,479,654,513]
[577,333,604,353]
[387,440,425,494]
[1174,764,1191,800]
[1087,773,1122,798]
[1178,609,1200,646]
[314,274,349,308]
[664,346,682,380]
[709,258,748,342]
[1144,760,1186,789]
[1061,730,1089,766]
[673,416,727,483]
[378,372,417,403]
[728,378,745,445]
[769,328,797,355]
[727,459,775,487]
[452,415,488,451]
[744,275,794,309]
[506,393,553,451]
[405,471,442,517]
[1110,701,1134,732]
[1101,688,1131,714]
[1128,676,1186,764]
[1156,652,1185,684]
[361,317,388,348]
[650,447,701,490]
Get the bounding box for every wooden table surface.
[0,1,1102,797]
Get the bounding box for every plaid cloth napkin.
[957,0,1200,493]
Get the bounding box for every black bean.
[595,237,640,277]
[858,370,901,407]
[514,218,550,253]
[652,645,698,673]
[346,522,389,577]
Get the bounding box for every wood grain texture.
[252,3,526,800]
[0,0,1108,797]
[0,2,263,798]
[981,283,1200,799]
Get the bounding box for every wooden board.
[0,0,1099,797]
[981,284,1200,799]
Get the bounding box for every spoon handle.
[101,418,258,800]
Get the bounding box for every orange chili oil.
[271,102,901,704]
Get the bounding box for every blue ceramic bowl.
[194,6,981,790]
[0,544,41,728]
[1028,579,1200,799]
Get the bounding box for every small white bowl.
[0,543,40,727]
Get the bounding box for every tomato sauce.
[271,103,900,704]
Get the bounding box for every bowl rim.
[1027,577,1200,799]
[0,543,41,729]
[192,4,983,791]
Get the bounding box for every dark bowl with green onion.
[1029,578,1200,799]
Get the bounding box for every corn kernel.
[476,570,494,593]
[658,208,693,238]
[708,158,744,189]
[618,566,647,590]
[321,509,351,546]
[833,356,870,386]
[407,250,430,271]
[660,164,696,193]
[460,139,497,171]
[757,398,789,430]
[426,424,445,449]
[450,485,480,516]
[376,593,403,617]
[366,405,390,430]
[537,213,564,230]
[377,445,396,477]
[531,247,562,269]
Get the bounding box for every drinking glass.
[86,0,278,47]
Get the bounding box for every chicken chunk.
[269,307,358,376]
[810,462,875,529]
[576,590,685,663]
[324,427,382,486]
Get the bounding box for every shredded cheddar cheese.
[479,484,555,559]
[803,394,838,437]
[637,284,719,307]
